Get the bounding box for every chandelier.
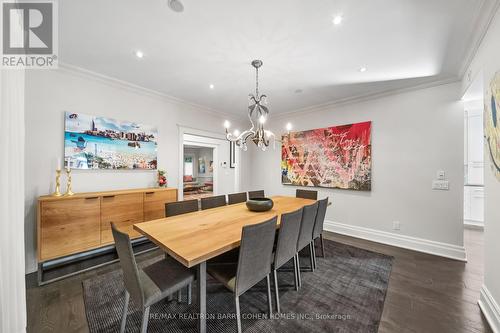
[224,60,276,151]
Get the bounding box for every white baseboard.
[464,220,485,230]
[324,220,467,261]
[479,285,500,333]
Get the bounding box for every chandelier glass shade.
[224,60,275,151]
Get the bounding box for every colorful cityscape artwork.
[64,112,158,170]
[281,121,372,190]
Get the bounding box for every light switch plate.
[432,180,449,190]
[437,170,446,180]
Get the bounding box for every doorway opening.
[463,73,484,229]
[178,127,240,202]
[183,144,215,200]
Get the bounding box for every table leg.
[197,261,207,333]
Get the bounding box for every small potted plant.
[157,169,167,187]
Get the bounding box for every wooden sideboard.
[37,187,177,262]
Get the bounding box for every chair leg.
[296,253,302,288]
[141,306,150,333]
[266,274,273,317]
[187,283,192,305]
[311,240,317,270]
[120,291,130,333]
[293,255,299,291]
[320,234,325,257]
[273,269,280,313]
[309,242,315,272]
[235,295,242,333]
[177,289,182,303]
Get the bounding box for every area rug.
[82,240,393,333]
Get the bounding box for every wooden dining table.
[133,195,316,333]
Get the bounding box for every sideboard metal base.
[37,237,158,286]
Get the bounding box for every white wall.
[250,82,465,258]
[463,5,500,331]
[24,68,244,273]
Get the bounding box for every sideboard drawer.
[100,193,144,244]
[144,189,177,221]
[40,197,101,261]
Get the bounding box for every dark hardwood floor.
[326,228,491,333]
[26,228,491,333]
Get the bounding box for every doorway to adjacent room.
[462,73,485,229]
[183,144,215,200]
[178,127,241,201]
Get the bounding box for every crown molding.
[271,76,460,120]
[57,62,245,122]
[458,0,500,78]
[55,64,459,125]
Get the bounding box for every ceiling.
[60,0,491,117]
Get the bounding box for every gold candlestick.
[52,169,62,197]
[64,168,74,196]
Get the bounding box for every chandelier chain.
[255,65,259,97]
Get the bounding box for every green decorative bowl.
[246,198,274,212]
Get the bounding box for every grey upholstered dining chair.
[111,223,195,333]
[296,189,318,200]
[200,194,226,210]
[228,192,247,205]
[296,201,319,287]
[165,199,199,217]
[248,189,265,199]
[207,216,277,333]
[272,208,303,313]
[311,198,328,270]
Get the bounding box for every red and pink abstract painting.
[281,121,372,191]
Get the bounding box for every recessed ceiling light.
[168,0,184,12]
[359,67,367,72]
[332,15,343,25]
[135,50,144,59]
[209,84,215,89]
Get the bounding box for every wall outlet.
[393,221,401,231]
